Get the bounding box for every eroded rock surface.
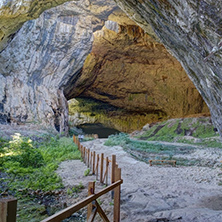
[1,0,221,135]
[75,11,209,122]
[0,0,74,52]
[0,0,119,133]
[114,0,222,135]
[0,1,94,133]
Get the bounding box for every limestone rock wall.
[0,0,73,52]
[1,0,220,134]
[114,0,222,135]
[0,1,94,133]
[0,0,118,133]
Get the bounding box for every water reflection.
[77,123,120,138]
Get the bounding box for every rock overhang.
[0,0,221,136]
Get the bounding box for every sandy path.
[57,139,222,222]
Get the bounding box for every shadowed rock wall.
[114,0,222,135]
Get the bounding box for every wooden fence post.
[92,151,96,174]
[87,149,90,168]
[90,152,93,170]
[83,147,86,163]
[106,157,109,185]
[80,145,83,158]
[100,153,104,184]
[96,154,99,180]
[82,147,84,162]
[87,182,95,221]
[102,157,109,185]
[114,167,121,222]
[73,135,75,143]
[111,155,116,199]
[0,197,17,222]
[111,155,116,184]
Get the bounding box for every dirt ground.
[0,124,57,139]
[56,139,222,222]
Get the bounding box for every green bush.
[0,138,8,166]
[84,168,90,176]
[104,133,130,146]
[1,134,81,191]
[39,136,81,163]
[0,134,81,222]
[5,133,44,168]
[0,137,8,151]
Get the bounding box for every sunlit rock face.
[72,10,209,123]
[0,1,94,133]
[114,0,222,135]
[0,0,118,133]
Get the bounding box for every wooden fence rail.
[41,179,123,222]
[73,135,118,186]
[0,135,122,222]
[41,135,123,222]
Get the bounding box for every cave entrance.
[68,97,170,135]
[68,97,121,137]
[65,8,210,135]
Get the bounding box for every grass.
[137,117,222,147]
[146,120,180,142]
[0,133,81,222]
[84,168,90,176]
[67,182,84,195]
[105,133,194,156]
[16,197,47,222]
[104,132,219,167]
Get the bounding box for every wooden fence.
[41,180,122,222]
[0,135,123,222]
[73,135,118,185]
[41,135,123,222]
[0,197,17,222]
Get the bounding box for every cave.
[1,1,222,222]
[0,0,221,137]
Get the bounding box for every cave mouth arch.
[64,7,210,134]
[0,0,214,136]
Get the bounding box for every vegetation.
[104,122,222,166]
[0,116,220,220]
[68,97,168,133]
[67,182,84,196]
[84,168,90,176]
[0,133,81,222]
[105,133,194,156]
[137,117,222,148]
